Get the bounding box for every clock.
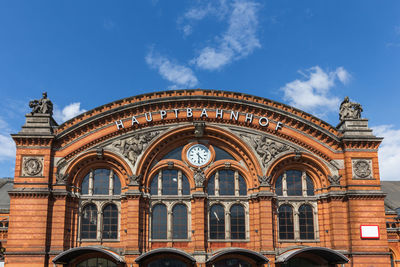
[186,144,211,166]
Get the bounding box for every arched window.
[207,170,247,196]
[152,204,167,239]
[81,169,121,196]
[150,169,189,196]
[286,170,303,196]
[173,204,188,239]
[102,203,118,239]
[278,204,294,240]
[210,204,225,239]
[214,258,251,267]
[230,204,245,239]
[81,204,97,239]
[299,204,314,239]
[77,258,117,267]
[148,258,186,267]
[276,170,314,197]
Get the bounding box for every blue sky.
[0,0,399,180]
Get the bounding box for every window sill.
[150,239,191,242]
[80,239,120,242]
[208,239,250,242]
[278,239,320,243]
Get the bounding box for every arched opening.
[135,248,196,267]
[207,248,269,267]
[52,247,124,267]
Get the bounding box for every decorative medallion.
[194,168,206,187]
[22,157,43,176]
[113,131,159,165]
[352,159,372,179]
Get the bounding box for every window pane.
[162,146,184,160]
[219,170,235,195]
[162,169,178,195]
[286,170,302,196]
[152,204,167,239]
[102,204,118,239]
[306,175,314,196]
[275,175,283,196]
[238,174,247,196]
[230,204,245,239]
[299,204,314,239]
[81,173,89,195]
[278,205,294,240]
[172,204,187,239]
[113,174,121,195]
[214,146,235,161]
[93,169,109,195]
[148,258,186,267]
[182,174,190,195]
[81,204,97,239]
[150,174,158,195]
[210,205,225,239]
[207,175,215,196]
[214,258,251,267]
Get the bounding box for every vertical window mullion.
[157,171,162,196]
[178,171,182,196]
[234,171,239,196]
[282,172,287,197]
[215,171,220,196]
[109,170,114,196]
[301,172,307,197]
[88,170,94,196]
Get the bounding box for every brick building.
[1,89,400,266]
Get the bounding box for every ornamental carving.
[113,131,159,165]
[328,175,342,186]
[240,133,291,168]
[258,175,272,186]
[22,157,43,176]
[194,168,206,187]
[339,96,363,121]
[353,159,372,179]
[127,174,142,186]
[29,92,53,116]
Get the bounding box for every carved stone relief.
[21,156,44,176]
[257,175,272,186]
[328,175,342,186]
[352,159,373,179]
[194,168,206,187]
[238,132,292,168]
[113,131,159,166]
[127,174,142,186]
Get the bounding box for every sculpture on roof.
[339,96,363,121]
[29,92,54,116]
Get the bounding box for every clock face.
[187,144,211,166]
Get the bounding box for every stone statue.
[339,96,363,121]
[29,92,53,116]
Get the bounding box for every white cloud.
[0,118,15,161]
[186,0,261,70]
[145,50,198,88]
[281,66,350,113]
[372,125,400,181]
[54,102,87,123]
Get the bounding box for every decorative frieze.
[352,159,373,179]
[21,156,44,177]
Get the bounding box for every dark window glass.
[152,204,167,239]
[278,204,294,240]
[207,175,215,196]
[306,175,314,196]
[148,258,186,267]
[275,175,283,196]
[77,258,117,267]
[210,204,225,239]
[219,170,235,195]
[238,174,247,196]
[214,258,251,267]
[81,173,89,195]
[172,204,187,239]
[81,204,97,239]
[214,146,235,161]
[150,174,158,195]
[286,170,303,196]
[299,204,314,239]
[182,174,190,195]
[102,204,118,239]
[113,174,121,195]
[162,146,184,160]
[162,169,178,195]
[230,204,245,239]
[93,169,109,195]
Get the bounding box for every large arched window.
[299,204,314,240]
[278,204,294,240]
[173,204,188,239]
[207,170,247,196]
[81,169,121,196]
[150,169,190,196]
[81,204,97,239]
[102,203,118,239]
[210,204,225,239]
[151,204,167,239]
[230,204,245,239]
[275,170,314,196]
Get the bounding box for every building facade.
[3,89,400,266]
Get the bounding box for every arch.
[135,248,196,264]
[207,248,269,265]
[275,247,349,264]
[53,246,125,265]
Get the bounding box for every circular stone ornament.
[24,158,43,176]
[354,160,371,178]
